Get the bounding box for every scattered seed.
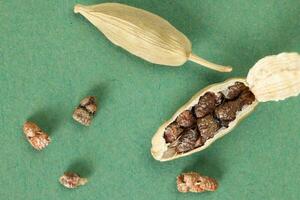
[23,121,51,150]
[73,96,97,126]
[177,172,218,193]
[59,172,88,189]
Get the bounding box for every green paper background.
[1,0,299,199]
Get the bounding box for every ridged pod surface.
[74,3,232,72]
[247,52,300,102]
[151,52,300,161]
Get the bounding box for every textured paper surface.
[0,0,299,199]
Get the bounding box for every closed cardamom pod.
[151,52,300,161]
[74,3,232,72]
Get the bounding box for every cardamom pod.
[151,52,300,161]
[74,3,232,72]
[247,52,300,102]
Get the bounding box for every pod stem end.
[188,53,232,73]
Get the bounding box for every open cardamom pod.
[151,52,300,161]
[74,3,232,72]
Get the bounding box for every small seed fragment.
[177,172,218,193]
[164,123,183,143]
[197,115,220,141]
[176,110,196,127]
[194,92,217,118]
[23,121,51,150]
[73,96,97,126]
[175,129,199,153]
[59,172,88,189]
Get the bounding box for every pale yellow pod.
[247,52,300,102]
[151,52,300,161]
[74,3,232,72]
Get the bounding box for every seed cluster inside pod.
[163,82,255,154]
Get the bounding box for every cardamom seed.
[73,96,97,126]
[177,172,218,193]
[59,172,88,189]
[23,121,51,150]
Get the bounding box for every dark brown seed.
[224,82,247,100]
[175,129,199,153]
[73,96,97,126]
[176,110,196,127]
[215,92,225,106]
[194,92,217,118]
[217,119,230,128]
[197,115,220,141]
[215,100,240,123]
[164,123,183,143]
[164,82,256,153]
[194,135,205,148]
[238,89,256,107]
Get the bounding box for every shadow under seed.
[182,155,223,180]
[66,158,95,178]
[85,83,111,107]
[28,106,63,136]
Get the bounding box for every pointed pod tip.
[74,4,86,14]
[206,65,233,73]
[223,66,233,73]
[188,53,233,73]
